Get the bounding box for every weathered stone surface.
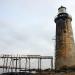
[55,8,75,70]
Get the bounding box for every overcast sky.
[0,0,75,57]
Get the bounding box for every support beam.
[29,58,30,73]
[51,58,53,70]
[38,58,40,71]
[40,58,41,71]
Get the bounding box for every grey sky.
[0,0,74,57]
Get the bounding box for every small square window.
[64,30,66,33]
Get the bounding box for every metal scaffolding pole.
[51,58,53,70]
[29,58,30,73]
[40,58,41,71]
[11,56,13,72]
[15,57,18,72]
[25,58,27,72]
[3,57,5,73]
[6,57,8,72]
[38,58,40,71]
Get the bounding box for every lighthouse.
[55,6,75,70]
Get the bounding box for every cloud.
[0,0,74,57]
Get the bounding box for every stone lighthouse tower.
[55,6,75,70]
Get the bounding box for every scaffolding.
[0,54,53,74]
